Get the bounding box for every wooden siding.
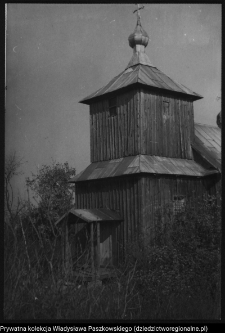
[140,175,219,245]
[90,89,139,162]
[140,89,194,159]
[74,174,217,261]
[90,88,194,163]
[75,176,141,262]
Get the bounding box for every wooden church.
[56,7,221,279]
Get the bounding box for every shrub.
[4,194,221,320]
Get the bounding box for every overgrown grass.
[4,195,221,320]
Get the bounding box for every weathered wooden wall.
[140,174,219,244]
[75,176,141,262]
[90,88,195,162]
[75,174,217,261]
[90,89,139,162]
[140,89,194,159]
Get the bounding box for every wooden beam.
[64,217,71,277]
[90,222,94,278]
[97,222,100,271]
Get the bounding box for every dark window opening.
[109,96,117,117]
[163,101,170,122]
[173,195,186,215]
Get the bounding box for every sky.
[5,4,221,201]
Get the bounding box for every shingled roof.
[69,154,218,183]
[192,123,221,172]
[80,16,202,105]
[80,64,203,105]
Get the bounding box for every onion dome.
[128,17,149,49]
[126,16,154,68]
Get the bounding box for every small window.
[109,96,117,117]
[173,195,186,215]
[163,101,170,122]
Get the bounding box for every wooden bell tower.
[66,5,217,272]
[80,5,202,164]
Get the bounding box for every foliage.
[4,185,221,319]
[123,194,221,319]
[26,161,76,223]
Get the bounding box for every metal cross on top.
[133,4,145,23]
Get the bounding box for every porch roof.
[55,208,123,225]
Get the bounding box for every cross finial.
[133,4,144,24]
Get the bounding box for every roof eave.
[79,82,203,105]
[70,170,218,183]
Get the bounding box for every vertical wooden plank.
[90,106,93,162]
[174,99,178,157]
[121,95,124,157]
[134,177,138,241]
[162,97,165,156]
[123,179,127,251]
[117,96,121,158]
[101,101,105,160]
[105,100,109,160]
[147,92,151,155]
[97,222,100,270]
[111,114,115,159]
[130,178,134,242]
[127,95,130,155]
[131,93,134,155]
[136,89,140,155]
[118,180,123,261]
[181,101,186,158]
[95,103,98,161]
[111,114,114,159]
[103,101,106,161]
[109,229,112,266]
[108,98,111,160]
[154,94,158,156]
[127,179,131,242]
[92,106,96,162]
[171,97,175,157]
[151,93,155,155]
[120,96,123,157]
[64,219,71,277]
[167,96,171,157]
[131,91,134,155]
[182,101,186,158]
[138,175,144,239]
[137,90,141,154]
[155,94,159,156]
[149,177,154,244]
[93,104,97,162]
[190,101,194,144]
[143,90,147,154]
[178,99,183,158]
[76,186,79,209]
[115,102,118,159]
[140,90,143,154]
[133,90,137,155]
[159,95,163,156]
[124,94,128,156]
[90,222,94,275]
[97,109,99,161]
[99,104,102,161]
[80,186,82,209]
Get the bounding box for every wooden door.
[99,223,117,267]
